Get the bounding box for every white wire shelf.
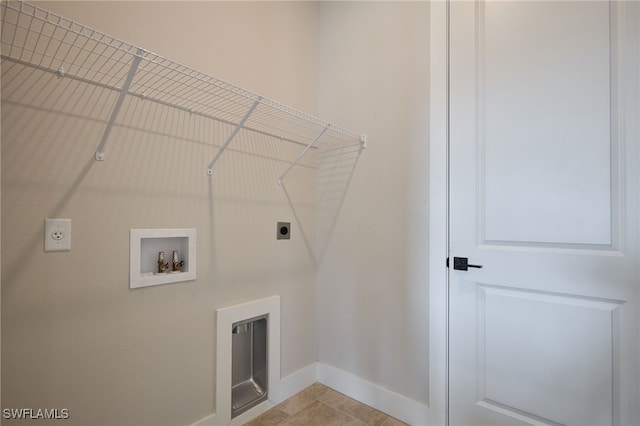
[0,0,365,179]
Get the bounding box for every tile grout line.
[245,383,402,426]
[314,399,366,425]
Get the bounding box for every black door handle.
[452,257,483,271]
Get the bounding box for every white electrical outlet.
[45,218,71,252]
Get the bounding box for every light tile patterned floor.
[243,383,408,426]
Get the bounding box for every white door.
[448,1,639,425]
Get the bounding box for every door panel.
[481,1,613,247]
[479,286,620,426]
[449,1,639,425]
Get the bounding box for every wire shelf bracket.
[95,48,144,161]
[206,98,261,176]
[278,125,329,185]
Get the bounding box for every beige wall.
[2,1,430,424]
[316,1,430,404]
[2,2,319,425]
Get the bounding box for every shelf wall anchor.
[360,134,367,151]
[207,98,261,175]
[278,125,329,185]
[95,48,144,161]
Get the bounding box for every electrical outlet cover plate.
[45,218,71,252]
[277,222,290,240]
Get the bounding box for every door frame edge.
[428,1,450,426]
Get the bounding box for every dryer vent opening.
[231,315,268,418]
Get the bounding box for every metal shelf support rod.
[207,97,261,175]
[278,125,329,185]
[95,48,144,161]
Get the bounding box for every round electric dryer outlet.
[277,222,290,240]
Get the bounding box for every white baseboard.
[230,401,275,426]
[192,362,428,426]
[278,362,320,402]
[190,400,276,426]
[191,413,216,426]
[317,363,429,426]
